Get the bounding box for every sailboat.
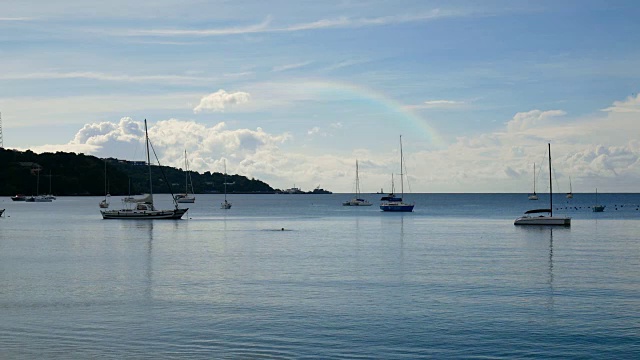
[100,119,188,220]
[42,170,56,200]
[528,163,539,200]
[380,174,401,201]
[515,143,571,226]
[566,176,573,199]
[221,160,232,209]
[592,188,605,212]
[174,150,196,203]
[26,168,53,202]
[380,136,414,212]
[99,159,110,208]
[343,160,372,206]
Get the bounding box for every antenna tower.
[0,112,3,148]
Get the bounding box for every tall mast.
[145,119,153,203]
[399,135,404,198]
[355,160,360,196]
[548,143,552,217]
[184,149,188,194]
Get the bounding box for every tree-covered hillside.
[0,148,275,196]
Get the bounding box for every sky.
[1,0,640,193]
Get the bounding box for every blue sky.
[2,0,640,193]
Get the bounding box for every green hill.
[0,148,275,196]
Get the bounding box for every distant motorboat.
[515,143,571,226]
[11,194,27,201]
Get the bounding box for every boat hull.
[514,216,571,226]
[176,197,195,203]
[380,202,414,212]
[101,208,188,220]
[343,199,372,206]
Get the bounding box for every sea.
[0,193,639,359]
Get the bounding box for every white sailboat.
[99,159,110,208]
[174,150,196,203]
[100,119,188,220]
[515,143,571,226]
[221,160,232,209]
[528,163,539,200]
[566,176,573,199]
[343,160,372,206]
[380,135,414,212]
[26,168,52,202]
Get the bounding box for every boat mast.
[224,159,227,202]
[533,163,536,194]
[184,149,188,194]
[548,143,552,217]
[399,135,404,198]
[144,119,153,204]
[355,160,360,197]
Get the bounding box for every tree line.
[0,148,275,196]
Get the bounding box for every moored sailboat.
[515,143,571,226]
[100,119,188,220]
[566,176,573,199]
[343,160,372,206]
[99,159,110,208]
[380,136,414,212]
[174,150,196,203]
[592,188,605,212]
[221,160,232,209]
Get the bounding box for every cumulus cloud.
[193,89,250,113]
[506,109,566,132]
[601,93,640,113]
[16,94,640,193]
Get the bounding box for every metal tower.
[0,112,3,148]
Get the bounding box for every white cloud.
[506,109,566,132]
[601,93,640,113]
[193,89,251,113]
[15,94,640,193]
[272,61,312,72]
[121,10,463,37]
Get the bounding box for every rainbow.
[293,79,445,147]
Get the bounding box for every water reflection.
[547,228,554,310]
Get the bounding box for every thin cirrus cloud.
[193,89,251,113]
[0,71,220,85]
[120,10,463,37]
[271,61,312,72]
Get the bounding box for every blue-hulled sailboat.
[380,135,414,212]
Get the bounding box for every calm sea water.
[1,193,639,359]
